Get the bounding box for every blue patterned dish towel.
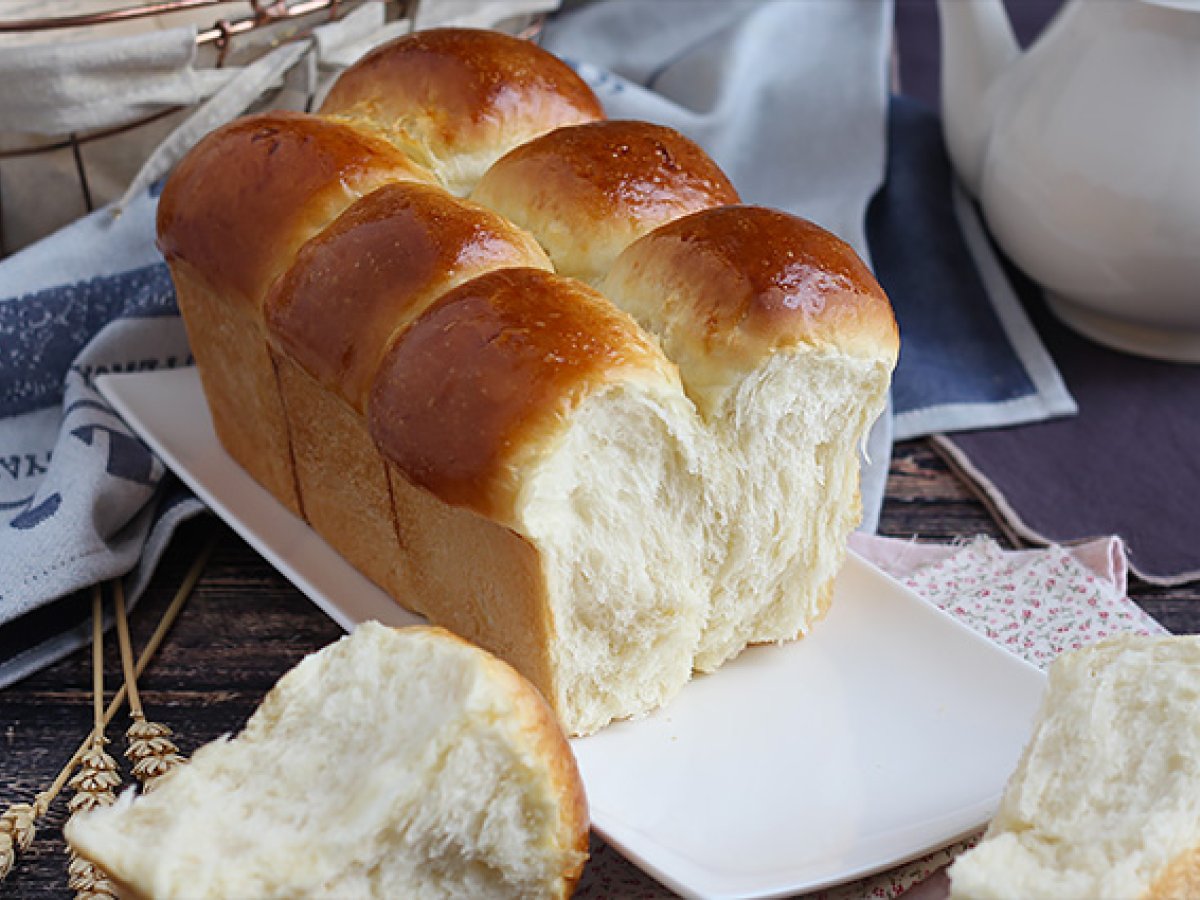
[0,188,204,688]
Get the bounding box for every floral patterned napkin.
[575,534,1164,899]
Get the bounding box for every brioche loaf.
[158,27,899,735]
[65,623,589,899]
[948,635,1200,900]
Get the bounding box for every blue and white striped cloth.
[0,188,204,687]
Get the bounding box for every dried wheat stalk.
[0,533,217,885]
[113,579,185,791]
[0,801,34,878]
[66,744,121,897]
[0,739,95,882]
[65,585,120,899]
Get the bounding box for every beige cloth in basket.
[0,0,559,254]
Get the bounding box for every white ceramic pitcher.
[938,0,1200,362]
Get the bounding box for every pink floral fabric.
[574,536,1164,899]
[850,534,1164,670]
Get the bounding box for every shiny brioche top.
[157,112,432,307]
[368,267,680,525]
[320,28,605,196]
[160,28,898,523]
[265,182,551,413]
[600,205,900,411]
[472,119,740,284]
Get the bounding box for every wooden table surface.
[3,439,1197,898]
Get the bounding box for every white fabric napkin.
[0,188,205,688]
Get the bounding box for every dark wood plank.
[879,440,1008,542]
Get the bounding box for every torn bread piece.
[66,623,589,899]
[949,635,1200,900]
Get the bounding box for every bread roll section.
[264,183,551,597]
[320,27,604,196]
[369,267,708,734]
[601,206,899,670]
[66,624,590,899]
[949,636,1200,900]
[471,119,740,284]
[160,27,899,736]
[157,112,433,514]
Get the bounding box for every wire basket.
[0,0,553,255]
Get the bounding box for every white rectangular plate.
[98,367,1045,900]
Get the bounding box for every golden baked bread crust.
[1147,845,1200,900]
[321,28,604,194]
[367,267,676,524]
[1142,844,1200,900]
[167,264,305,513]
[611,204,898,358]
[158,112,432,306]
[159,27,898,736]
[264,181,550,412]
[273,355,407,597]
[158,113,433,514]
[384,466,559,709]
[472,119,740,283]
[601,204,900,410]
[263,183,551,607]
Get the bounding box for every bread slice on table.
[65,623,589,899]
[949,635,1200,900]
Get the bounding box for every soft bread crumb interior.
[517,382,710,736]
[65,624,585,899]
[695,350,891,672]
[949,636,1200,900]
[515,350,891,726]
